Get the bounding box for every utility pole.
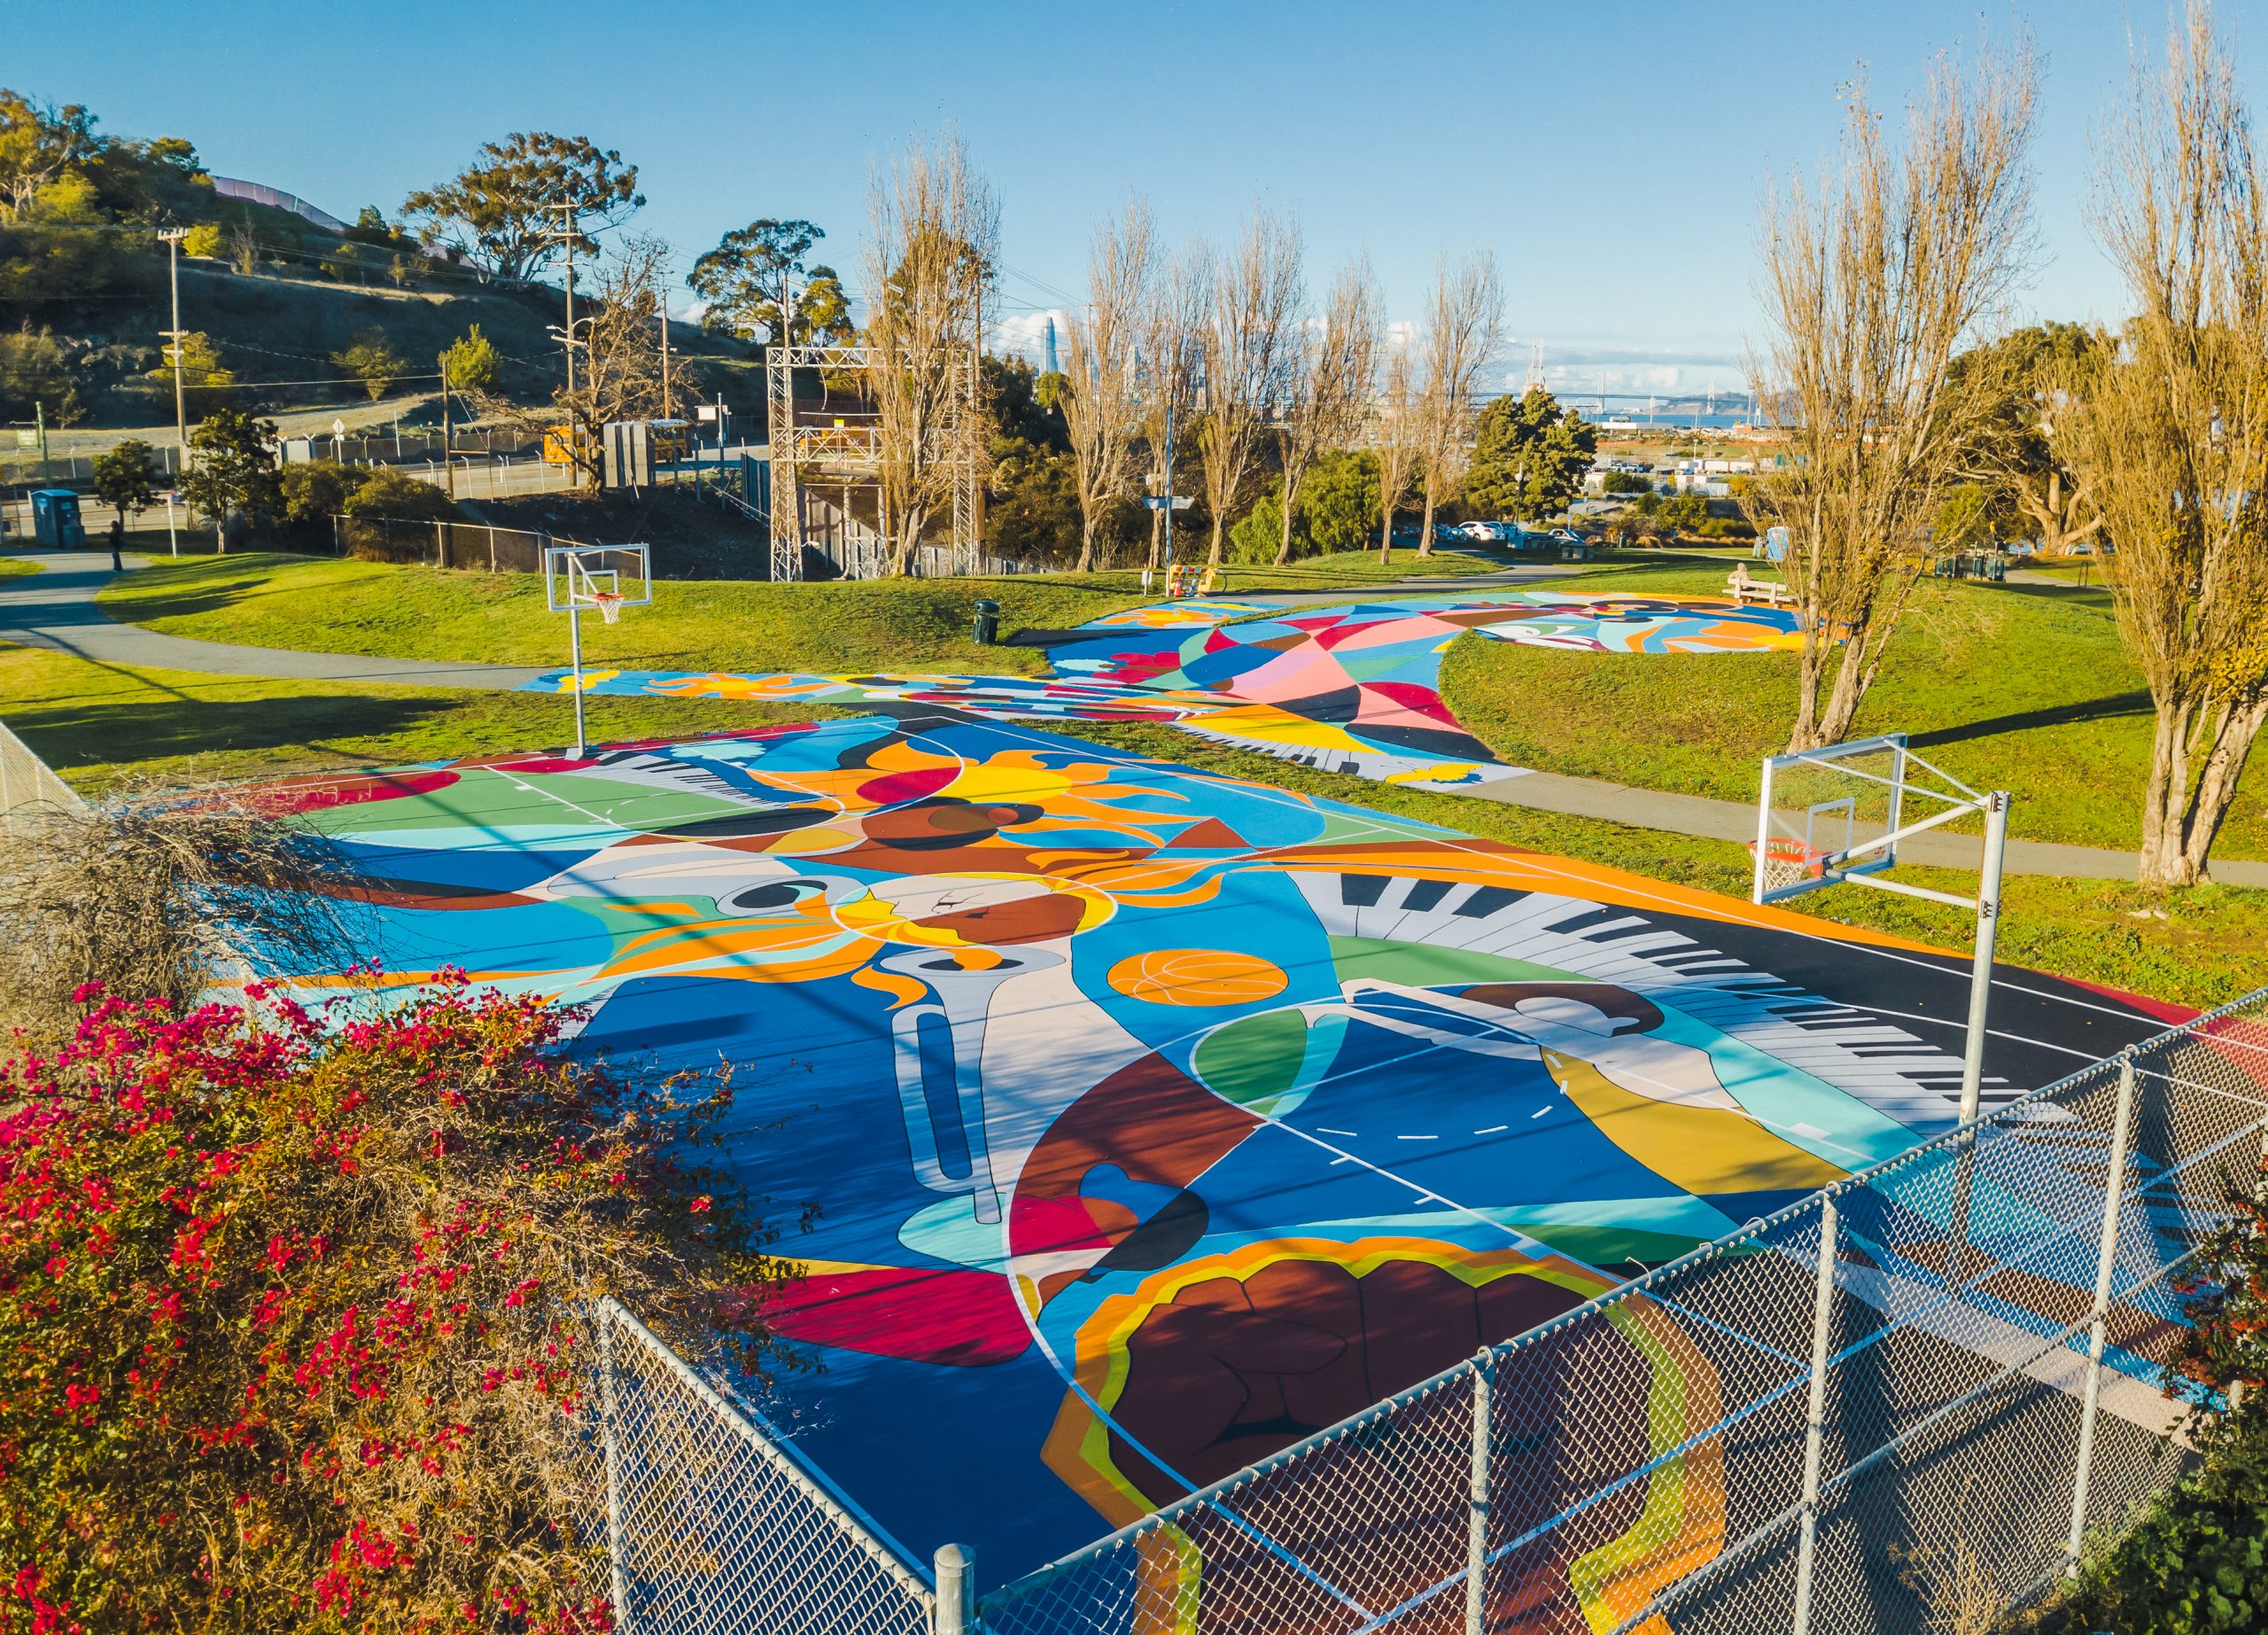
[35,401,49,486]
[659,283,674,421]
[438,352,454,498]
[159,227,190,465]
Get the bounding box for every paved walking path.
[5,549,2259,889]
[0,551,545,689]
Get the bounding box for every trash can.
[972,598,999,645]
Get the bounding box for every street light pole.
[159,228,190,465]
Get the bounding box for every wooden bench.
[1726,570,1794,609]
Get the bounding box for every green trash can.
[972,598,1000,645]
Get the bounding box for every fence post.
[488,525,497,573]
[1791,1193,1839,1633]
[433,519,446,569]
[1466,1356,1492,1635]
[2065,1056,2139,1569]
[596,1312,633,1631]
[331,514,341,557]
[934,1544,975,1635]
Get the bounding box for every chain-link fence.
[332,513,563,572]
[973,991,2268,1635]
[0,715,85,836]
[586,995,2264,1634]
[592,1300,942,1635]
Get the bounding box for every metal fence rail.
[0,715,85,835]
[968,992,2268,1635]
[332,513,563,573]
[593,1300,940,1635]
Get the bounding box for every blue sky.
[7,0,2256,393]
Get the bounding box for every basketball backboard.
[544,544,653,617]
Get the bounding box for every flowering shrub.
[0,977,787,1634]
[2046,1154,2268,1631]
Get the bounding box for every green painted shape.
[295,767,750,838]
[1325,934,1579,988]
[1511,1221,1707,1270]
[1192,1009,1310,1109]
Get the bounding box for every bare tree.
[546,234,673,488]
[1058,197,1156,572]
[1272,257,1381,566]
[1370,343,1425,558]
[1136,249,1208,573]
[2054,3,2268,888]
[1414,253,1503,557]
[1196,210,1301,570]
[865,132,998,575]
[1744,47,2038,751]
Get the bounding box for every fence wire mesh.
[0,715,85,834]
[967,992,2268,1635]
[592,1301,936,1635]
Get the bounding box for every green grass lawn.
[0,644,846,793]
[1051,720,2268,1013]
[93,554,1168,677]
[1441,556,2266,860]
[89,544,1518,679]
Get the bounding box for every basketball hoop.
[593,591,625,625]
[1749,836,1829,895]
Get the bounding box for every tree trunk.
[1076,510,1097,574]
[1206,510,1226,569]
[1379,495,1394,560]
[1418,474,1436,558]
[2179,695,2268,882]
[1147,500,1164,572]
[2137,697,2195,887]
[1274,465,1301,567]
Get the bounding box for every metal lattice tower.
[765,343,980,581]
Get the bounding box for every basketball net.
[593,591,625,626]
[1749,836,1829,895]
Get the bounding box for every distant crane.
[1525,341,1545,393]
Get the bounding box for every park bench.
[1726,565,1794,608]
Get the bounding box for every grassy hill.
[1440,557,2265,860]
[1,224,760,434]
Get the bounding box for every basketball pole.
[1956,790,2011,1123]
[568,602,586,759]
[1946,790,2009,1285]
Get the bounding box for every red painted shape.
[858,765,960,806]
[254,769,459,814]
[2056,977,2197,1027]
[1362,679,1462,727]
[763,1265,1030,1366]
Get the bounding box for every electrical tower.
[1525,340,1545,393]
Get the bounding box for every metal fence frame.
[970,990,2266,1635]
[582,991,2268,1634]
[592,1299,951,1635]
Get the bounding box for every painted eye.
[724,879,822,912]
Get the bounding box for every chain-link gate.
[592,1301,943,1635]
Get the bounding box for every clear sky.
[7,0,2260,395]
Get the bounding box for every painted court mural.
[530,589,1807,789]
[252,712,2176,1601]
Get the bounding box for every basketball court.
[247,706,2179,1583]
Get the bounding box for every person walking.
[107,515,124,573]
